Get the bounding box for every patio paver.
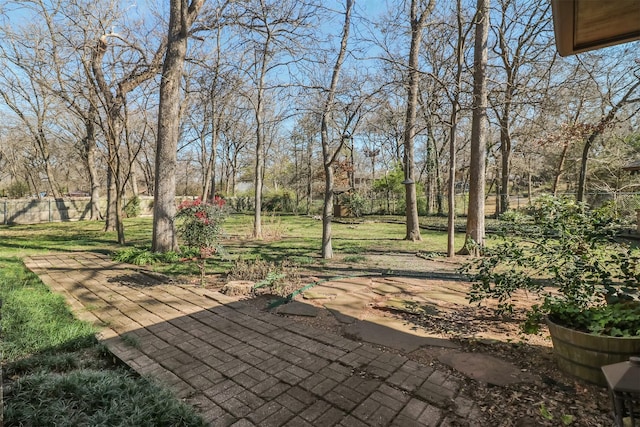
[24,252,485,426]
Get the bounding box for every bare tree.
[219,106,253,195]
[231,0,317,239]
[462,0,489,254]
[320,0,354,259]
[402,0,435,241]
[365,96,405,167]
[152,0,206,253]
[491,0,552,213]
[0,20,64,199]
[2,0,107,217]
[576,73,640,202]
[92,30,167,243]
[0,125,43,195]
[48,0,106,219]
[289,114,318,213]
[532,54,640,202]
[81,93,103,219]
[165,3,238,204]
[193,12,236,203]
[447,0,472,257]
[6,0,159,223]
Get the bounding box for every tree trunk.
[116,187,125,244]
[83,101,102,220]
[462,0,489,254]
[129,145,139,198]
[203,148,215,201]
[431,135,443,215]
[447,108,458,257]
[320,0,353,259]
[202,111,218,201]
[121,104,138,199]
[252,30,271,240]
[499,111,511,213]
[527,164,532,204]
[105,115,126,244]
[552,143,569,196]
[42,161,60,199]
[253,92,264,239]
[447,0,465,258]
[306,140,312,215]
[152,0,204,252]
[402,0,433,242]
[577,132,596,203]
[35,125,61,198]
[321,166,334,258]
[104,141,118,233]
[86,143,102,220]
[349,141,355,190]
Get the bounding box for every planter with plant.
[464,195,640,385]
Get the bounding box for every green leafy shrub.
[263,190,296,212]
[7,181,30,198]
[464,195,640,336]
[227,195,252,212]
[373,164,404,215]
[124,195,141,218]
[397,192,428,216]
[175,197,226,256]
[112,247,180,265]
[338,192,367,217]
[549,301,640,337]
[175,196,227,285]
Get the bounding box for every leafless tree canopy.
[1,0,639,250]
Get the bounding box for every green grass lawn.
[0,213,465,425]
[0,220,206,426]
[108,214,465,276]
[213,213,461,268]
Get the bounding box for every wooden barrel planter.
[547,318,640,386]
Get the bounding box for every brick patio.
[24,252,484,426]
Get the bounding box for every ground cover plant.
[0,222,206,426]
[6,370,206,426]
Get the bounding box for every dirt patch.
[404,307,611,426]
